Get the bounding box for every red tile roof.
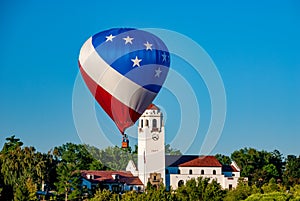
[178,156,222,167]
[81,170,143,185]
[230,165,239,172]
[147,103,159,110]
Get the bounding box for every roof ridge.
[146,103,159,110]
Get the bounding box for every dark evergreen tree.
[283,155,300,187]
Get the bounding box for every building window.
[178,169,181,174]
[189,169,193,174]
[232,173,235,176]
[112,185,121,193]
[153,175,157,181]
[102,185,109,190]
[166,169,169,174]
[153,119,157,128]
[201,170,204,175]
[146,120,149,127]
[178,180,184,187]
[229,184,233,190]
[141,119,143,128]
[213,170,216,175]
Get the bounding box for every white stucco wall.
[126,160,139,177]
[169,174,224,189]
[168,165,240,189]
[178,166,222,175]
[169,173,239,189]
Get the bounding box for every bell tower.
[138,104,165,187]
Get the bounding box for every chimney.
[87,174,94,180]
[112,174,119,180]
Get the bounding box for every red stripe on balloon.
[79,61,142,134]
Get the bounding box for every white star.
[105,34,116,42]
[123,36,134,44]
[155,67,162,77]
[144,41,153,50]
[131,56,142,67]
[162,52,167,62]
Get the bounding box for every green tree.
[231,148,258,181]
[87,145,137,170]
[177,177,211,200]
[90,189,113,201]
[14,181,29,201]
[1,135,23,152]
[215,154,231,165]
[262,164,279,181]
[176,177,223,201]
[53,143,106,200]
[53,143,99,170]
[55,163,81,201]
[122,191,139,201]
[132,144,138,154]
[290,184,300,200]
[231,148,284,185]
[143,184,173,201]
[224,180,252,201]
[89,159,106,170]
[196,177,210,200]
[165,144,182,155]
[283,155,300,187]
[175,178,198,200]
[186,178,199,200]
[26,178,38,201]
[245,192,291,201]
[261,178,280,193]
[268,150,284,179]
[40,151,57,191]
[0,136,49,201]
[203,179,225,201]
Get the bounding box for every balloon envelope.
[78,28,170,134]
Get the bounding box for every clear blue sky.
[0,1,299,156]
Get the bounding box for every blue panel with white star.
[91,28,170,93]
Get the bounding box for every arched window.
[189,169,193,174]
[145,120,149,127]
[153,119,157,128]
[141,119,143,128]
[213,170,216,175]
[201,170,204,175]
[178,180,184,187]
[178,169,181,174]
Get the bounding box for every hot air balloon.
[78,28,170,148]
